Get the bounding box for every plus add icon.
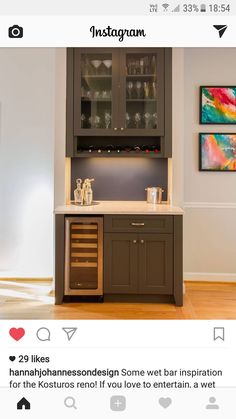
[110,396,126,411]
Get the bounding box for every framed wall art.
[199,133,236,171]
[200,86,236,124]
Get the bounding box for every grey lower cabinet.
[55,213,183,306]
[138,233,173,294]
[104,215,183,306]
[104,233,139,294]
[104,233,172,295]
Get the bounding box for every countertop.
[54,201,184,215]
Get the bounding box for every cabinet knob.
[114,127,118,131]
[133,240,137,244]
[120,127,124,131]
[140,240,144,244]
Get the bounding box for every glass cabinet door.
[74,50,118,134]
[121,49,164,135]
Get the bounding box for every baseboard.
[184,272,236,282]
[184,202,236,209]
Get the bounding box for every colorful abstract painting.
[199,134,236,171]
[200,87,236,124]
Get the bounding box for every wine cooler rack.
[65,217,103,296]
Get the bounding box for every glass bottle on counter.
[74,179,83,204]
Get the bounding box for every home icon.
[17,397,31,410]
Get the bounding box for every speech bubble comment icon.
[36,327,51,342]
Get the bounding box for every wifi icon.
[162,3,170,11]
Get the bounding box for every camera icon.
[8,25,23,38]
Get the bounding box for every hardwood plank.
[0,279,235,320]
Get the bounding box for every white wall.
[0,48,56,277]
[183,48,236,281]
[0,47,235,281]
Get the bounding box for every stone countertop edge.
[54,201,184,215]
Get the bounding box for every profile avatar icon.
[205,397,219,410]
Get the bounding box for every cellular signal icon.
[162,3,170,11]
[172,4,180,12]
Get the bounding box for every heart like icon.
[159,397,172,409]
[9,356,16,362]
[9,328,25,341]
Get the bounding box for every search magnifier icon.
[64,396,77,409]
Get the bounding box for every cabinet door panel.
[74,48,119,136]
[138,234,173,294]
[119,48,165,136]
[104,233,138,294]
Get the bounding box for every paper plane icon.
[213,25,228,38]
[62,327,78,341]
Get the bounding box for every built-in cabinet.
[104,233,173,295]
[55,213,183,306]
[104,215,175,297]
[66,48,172,158]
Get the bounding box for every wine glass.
[140,58,144,75]
[104,111,111,129]
[125,112,131,128]
[143,82,150,99]
[94,115,101,128]
[152,113,158,128]
[134,112,141,128]
[152,81,157,98]
[90,60,102,75]
[127,81,133,99]
[103,59,112,75]
[88,116,93,128]
[144,112,151,129]
[94,91,101,99]
[136,81,142,99]
[81,113,86,128]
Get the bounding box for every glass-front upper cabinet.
[73,48,164,136]
[120,49,165,135]
[74,49,118,135]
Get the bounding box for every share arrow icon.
[213,25,228,38]
[62,327,78,341]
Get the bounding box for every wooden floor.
[0,280,236,319]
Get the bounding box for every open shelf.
[75,151,163,158]
[126,74,156,78]
[126,99,156,102]
[81,75,112,78]
[81,98,112,102]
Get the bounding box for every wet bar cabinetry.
[104,215,182,305]
[55,206,183,307]
[66,48,172,158]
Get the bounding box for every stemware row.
[82,59,112,75]
[127,81,157,99]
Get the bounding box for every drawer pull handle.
[140,240,144,244]
[131,222,145,226]
[133,240,137,244]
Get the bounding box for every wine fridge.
[65,217,103,296]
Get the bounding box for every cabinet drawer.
[104,215,173,233]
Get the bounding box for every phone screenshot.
[0,0,236,417]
